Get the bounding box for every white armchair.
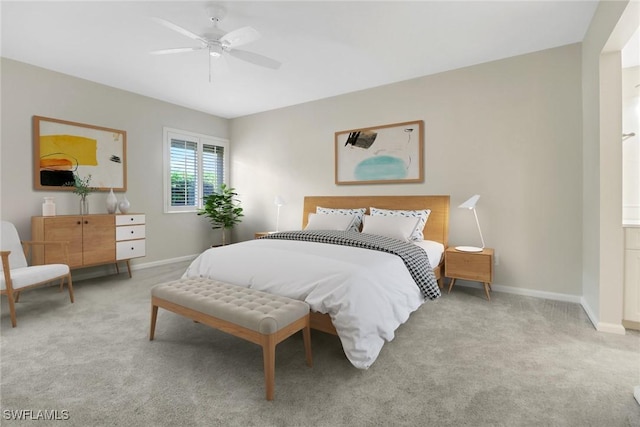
[1,221,74,327]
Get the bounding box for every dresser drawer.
[116,225,145,241]
[116,214,145,226]
[116,239,146,260]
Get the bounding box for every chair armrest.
[1,250,10,266]
[1,251,12,283]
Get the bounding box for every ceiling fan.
[151,7,281,81]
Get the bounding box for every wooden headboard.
[302,195,450,247]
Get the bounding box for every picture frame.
[334,120,424,185]
[33,116,127,191]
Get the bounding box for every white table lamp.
[274,195,285,232]
[456,194,485,252]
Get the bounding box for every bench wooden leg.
[303,322,313,367]
[150,304,159,341]
[262,334,276,401]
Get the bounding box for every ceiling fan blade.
[152,17,208,45]
[220,26,261,47]
[227,49,281,70]
[150,47,202,55]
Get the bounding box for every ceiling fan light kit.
[151,6,281,81]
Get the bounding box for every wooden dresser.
[31,214,146,277]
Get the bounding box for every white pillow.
[305,213,357,231]
[316,207,366,232]
[370,207,431,241]
[361,215,420,242]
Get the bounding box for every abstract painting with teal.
[354,155,407,180]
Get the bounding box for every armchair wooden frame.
[1,239,74,327]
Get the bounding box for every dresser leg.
[483,283,491,301]
[447,278,456,294]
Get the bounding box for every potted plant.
[197,184,244,246]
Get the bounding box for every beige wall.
[231,44,584,298]
[0,58,229,275]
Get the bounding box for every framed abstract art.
[334,120,424,185]
[33,116,127,191]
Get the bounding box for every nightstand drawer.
[445,249,493,282]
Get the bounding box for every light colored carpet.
[1,261,639,426]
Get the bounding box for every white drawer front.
[116,214,145,226]
[116,239,146,260]
[116,225,146,241]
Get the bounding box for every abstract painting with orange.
[34,116,126,191]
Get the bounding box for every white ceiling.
[0,1,610,119]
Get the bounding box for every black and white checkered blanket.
[260,230,441,300]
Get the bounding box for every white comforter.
[182,238,433,369]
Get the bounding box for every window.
[163,127,229,213]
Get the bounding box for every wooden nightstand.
[445,247,494,300]
[254,232,272,239]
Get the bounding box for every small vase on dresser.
[106,188,118,214]
[42,197,56,216]
[118,196,130,214]
[80,196,89,215]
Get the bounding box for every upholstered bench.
[149,277,313,400]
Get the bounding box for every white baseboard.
[580,297,599,329]
[451,280,581,303]
[452,281,628,334]
[580,296,627,335]
[595,322,626,334]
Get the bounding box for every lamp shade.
[459,194,480,209]
[274,195,285,207]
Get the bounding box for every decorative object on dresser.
[197,183,244,246]
[455,194,485,252]
[445,247,494,300]
[42,197,56,216]
[274,195,285,232]
[106,189,118,214]
[1,221,74,327]
[335,120,424,185]
[33,116,127,191]
[67,173,94,215]
[31,214,146,278]
[118,195,131,214]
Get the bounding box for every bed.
[183,195,450,369]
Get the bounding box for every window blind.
[170,139,197,207]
